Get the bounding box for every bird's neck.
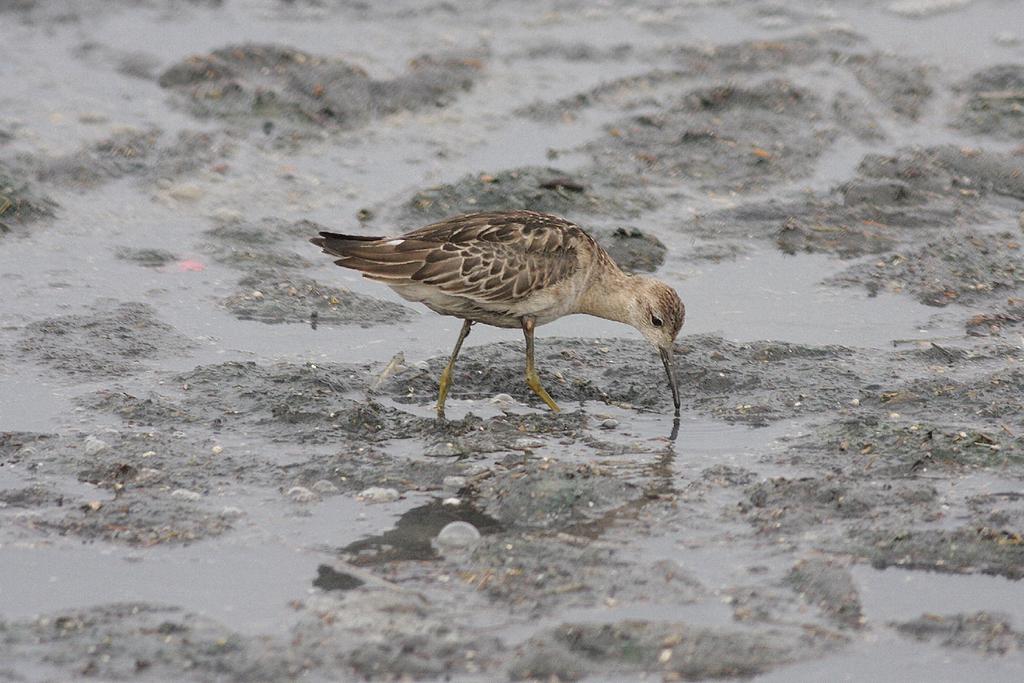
[576,263,636,325]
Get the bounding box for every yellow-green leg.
[436,319,473,418]
[522,316,561,413]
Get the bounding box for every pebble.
[211,207,243,223]
[83,436,109,456]
[220,506,244,518]
[168,183,204,201]
[434,521,481,551]
[442,497,461,506]
[311,479,339,494]
[600,419,619,430]
[77,112,109,124]
[210,445,223,455]
[994,32,1021,46]
[442,475,467,491]
[886,0,972,18]
[286,486,319,503]
[170,488,201,501]
[357,486,400,503]
[489,393,515,405]
[134,468,164,484]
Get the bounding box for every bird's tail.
[309,231,383,258]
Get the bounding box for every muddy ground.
[2,0,1024,681]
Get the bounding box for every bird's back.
[311,210,611,325]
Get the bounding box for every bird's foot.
[526,372,561,413]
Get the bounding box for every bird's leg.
[436,319,473,418]
[521,316,561,413]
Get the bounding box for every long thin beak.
[659,345,680,415]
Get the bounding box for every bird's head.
[627,276,685,413]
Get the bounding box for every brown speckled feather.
[312,211,591,305]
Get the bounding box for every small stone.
[220,506,244,518]
[286,486,319,503]
[168,183,203,201]
[600,419,619,430]
[86,500,103,511]
[171,488,201,501]
[210,445,224,455]
[489,393,515,405]
[994,32,1020,46]
[83,436,109,456]
[77,112,109,124]
[434,521,481,551]
[850,398,861,407]
[357,486,400,503]
[442,475,467,491]
[312,479,339,494]
[211,207,243,223]
[442,497,461,506]
[134,468,164,484]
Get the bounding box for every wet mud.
[3,0,1024,681]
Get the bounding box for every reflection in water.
[312,564,364,592]
[339,498,502,566]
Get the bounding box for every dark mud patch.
[846,52,933,120]
[785,558,864,629]
[475,460,641,530]
[18,301,194,378]
[202,216,321,270]
[828,231,1024,306]
[509,620,844,681]
[831,91,885,141]
[171,361,414,445]
[689,143,1016,258]
[114,246,179,268]
[855,527,1024,580]
[741,476,938,535]
[223,272,415,326]
[0,484,59,510]
[967,297,1024,337]
[0,164,57,235]
[523,32,861,120]
[787,419,1024,476]
[894,612,1024,655]
[598,227,667,273]
[953,64,1024,140]
[587,80,835,193]
[390,165,659,225]
[0,603,297,682]
[455,533,704,615]
[292,590,503,680]
[859,145,1024,202]
[159,44,480,129]
[340,498,501,564]
[33,491,234,546]
[35,128,234,189]
[0,595,502,680]
[378,335,866,425]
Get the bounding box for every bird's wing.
[324,211,588,304]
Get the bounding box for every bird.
[310,210,684,417]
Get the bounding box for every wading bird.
[311,210,684,417]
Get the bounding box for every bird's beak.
[659,345,680,415]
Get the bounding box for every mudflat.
[1,1,1023,681]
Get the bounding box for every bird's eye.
[651,316,664,328]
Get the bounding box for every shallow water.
[2,0,1024,680]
